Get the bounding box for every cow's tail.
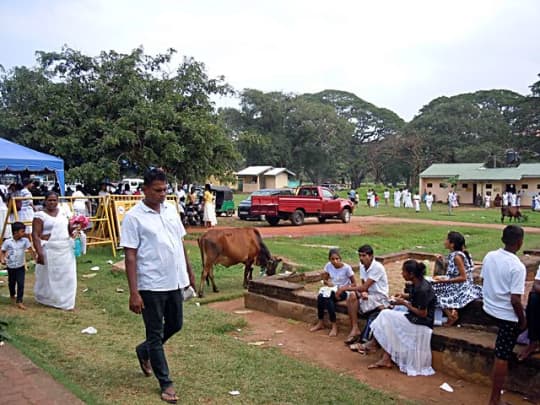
[254,228,271,266]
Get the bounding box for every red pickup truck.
[250,185,354,226]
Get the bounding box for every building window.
[522,184,528,189]
[486,184,492,189]
[439,183,446,188]
[462,183,468,189]
[426,183,433,188]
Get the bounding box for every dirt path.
[209,299,531,405]
[187,215,540,240]
[199,215,537,404]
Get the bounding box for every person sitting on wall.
[339,244,389,345]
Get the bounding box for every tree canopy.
[1,46,539,189]
[0,47,239,186]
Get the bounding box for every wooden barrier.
[1,195,117,257]
[1,194,180,254]
[107,195,178,248]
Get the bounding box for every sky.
[1,0,539,121]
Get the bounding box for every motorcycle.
[185,201,203,226]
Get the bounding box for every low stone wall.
[245,290,540,398]
[246,252,540,398]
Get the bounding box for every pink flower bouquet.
[69,214,90,229]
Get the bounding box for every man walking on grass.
[121,168,196,404]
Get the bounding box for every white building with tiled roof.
[419,163,540,205]
[235,166,296,192]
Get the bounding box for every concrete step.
[245,291,540,399]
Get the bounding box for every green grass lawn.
[233,188,540,227]
[2,220,539,404]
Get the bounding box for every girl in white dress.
[367,260,436,376]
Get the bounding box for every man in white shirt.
[121,169,196,404]
[393,189,401,208]
[339,244,389,343]
[481,225,526,405]
[425,192,434,211]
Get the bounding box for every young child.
[1,222,33,310]
[310,248,356,337]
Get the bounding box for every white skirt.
[371,309,435,376]
[203,202,217,226]
[34,238,77,310]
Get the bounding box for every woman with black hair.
[432,231,482,326]
[367,260,436,375]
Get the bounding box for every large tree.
[220,90,354,184]
[305,90,406,187]
[0,47,239,187]
[513,74,540,160]
[406,89,526,166]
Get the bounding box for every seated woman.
[518,266,540,361]
[432,231,482,326]
[366,260,436,376]
[310,248,356,337]
[32,191,77,310]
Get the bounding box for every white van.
[121,178,144,192]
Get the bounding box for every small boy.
[1,222,33,310]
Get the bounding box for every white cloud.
[1,0,539,120]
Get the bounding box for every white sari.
[34,212,77,310]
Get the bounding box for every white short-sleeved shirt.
[324,262,354,288]
[72,190,87,211]
[120,200,189,291]
[1,237,31,268]
[481,248,526,322]
[18,188,33,209]
[535,265,540,281]
[359,259,389,297]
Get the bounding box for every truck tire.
[267,216,280,226]
[290,210,305,226]
[318,217,326,223]
[340,208,351,223]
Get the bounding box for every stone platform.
[245,250,540,399]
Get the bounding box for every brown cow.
[501,206,523,223]
[197,227,280,297]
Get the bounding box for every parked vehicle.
[185,200,204,226]
[250,185,354,226]
[121,178,144,192]
[211,185,235,216]
[238,188,294,220]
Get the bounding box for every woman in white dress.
[425,192,434,211]
[18,179,35,235]
[202,183,217,227]
[366,260,436,376]
[32,192,77,310]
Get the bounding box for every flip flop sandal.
[349,342,368,352]
[161,390,178,404]
[344,334,362,345]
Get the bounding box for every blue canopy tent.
[0,137,65,195]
